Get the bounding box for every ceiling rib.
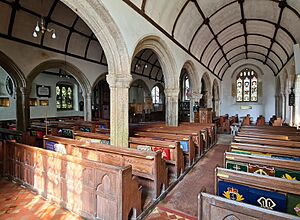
[84,33,94,58]
[65,16,79,52]
[192,0,230,66]
[264,1,286,64]
[238,0,247,59]
[172,0,190,37]
[141,0,147,12]
[7,0,20,36]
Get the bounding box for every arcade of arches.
[0,0,300,219]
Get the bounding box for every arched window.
[151,85,160,104]
[236,69,258,102]
[56,83,73,110]
[182,74,190,101]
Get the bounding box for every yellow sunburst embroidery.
[281,173,297,181]
[223,188,245,202]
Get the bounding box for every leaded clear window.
[151,86,160,104]
[56,83,73,110]
[236,69,258,102]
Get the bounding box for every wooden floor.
[0,135,232,220]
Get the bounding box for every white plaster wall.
[220,60,276,122]
[29,73,83,119]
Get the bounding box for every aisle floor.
[145,134,231,220]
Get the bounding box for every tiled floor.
[0,178,82,220]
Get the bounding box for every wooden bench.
[198,192,298,220]
[131,126,204,157]
[224,152,300,180]
[43,135,168,201]
[73,130,110,145]
[237,132,300,141]
[230,142,300,158]
[215,167,300,217]
[234,136,300,148]
[129,137,184,179]
[132,131,195,166]
[4,140,141,220]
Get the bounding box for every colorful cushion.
[248,187,286,212]
[248,164,275,176]
[275,169,300,181]
[226,161,248,172]
[287,194,300,217]
[152,147,171,160]
[180,141,189,152]
[218,181,249,203]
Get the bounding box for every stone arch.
[27,59,91,95]
[132,35,178,89]
[27,59,92,120]
[92,72,108,90]
[0,50,26,88]
[130,79,151,95]
[181,60,199,93]
[200,72,212,108]
[0,50,27,131]
[61,0,131,77]
[212,79,220,116]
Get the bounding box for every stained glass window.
[151,86,160,104]
[56,83,73,110]
[236,69,258,102]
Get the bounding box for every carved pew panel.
[132,131,195,166]
[4,141,141,220]
[198,192,298,220]
[129,137,184,179]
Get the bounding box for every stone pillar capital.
[164,88,180,98]
[106,74,132,88]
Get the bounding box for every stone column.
[294,75,300,126]
[107,74,132,147]
[189,92,202,123]
[83,92,92,121]
[282,93,286,122]
[16,87,30,131]
[165,88,179,126]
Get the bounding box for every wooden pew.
[230,142,300,158]
[43,135,168,201]
[4,141,141,220]
[198,192,298,220]
[224,152,300,180]
[131,126,204,157]
[237,132,300,141]
[234,136,300,148]
[73,130,110,144]
[132,131,195,166]
[215,167,300,216]
[0,127,36,146]
[129,137,184,179]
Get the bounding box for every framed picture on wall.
[36,85,51,97]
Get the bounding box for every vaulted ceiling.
[124,0,300,80]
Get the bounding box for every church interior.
[0,0,300,219]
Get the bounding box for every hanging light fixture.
[33,18,56,39]
[33,0,56,39]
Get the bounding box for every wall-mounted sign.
[36,85,51,97]
[240,106,252,110]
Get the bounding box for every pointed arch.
[181,60,199,93]
[130,79,151,95]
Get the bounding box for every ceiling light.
[33,17,56,39]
